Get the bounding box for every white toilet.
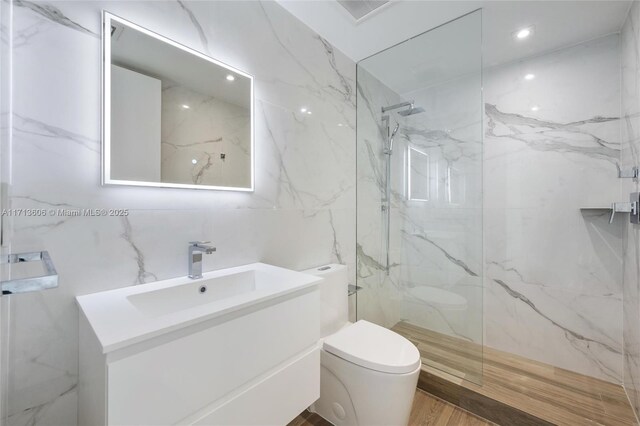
[303,264,421,426]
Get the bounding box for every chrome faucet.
[188,241,216,279]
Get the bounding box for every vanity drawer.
[192,346,320,425]
[106,289,319,425]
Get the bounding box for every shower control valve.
[609,193,640,224]
[632,192,640,224]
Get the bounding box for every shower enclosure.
[356,10,483,383]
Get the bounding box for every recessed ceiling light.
[300,107,307,113]
[181,104,190,109]
[338,123,343,127]
[307,111,312,115]
[191,158,198,164]
[516,28,531,39]
[531,105,540,111]
[226,74,235,81]
[524,73,535,80]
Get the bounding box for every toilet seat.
[323,320,421,374]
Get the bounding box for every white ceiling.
[277,0,632,66]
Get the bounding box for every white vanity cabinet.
[77,263,321,426]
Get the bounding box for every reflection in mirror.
[103,12,254,191]
[407,146,429,201]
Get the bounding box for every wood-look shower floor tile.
[392,321,638,426]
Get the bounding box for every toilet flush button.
[332,402,346,420]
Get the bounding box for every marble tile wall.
[1,1,355,425]
[484,34,623,383]
[355,66,403,329]
[397,73,483,352]
[622,0,640,419]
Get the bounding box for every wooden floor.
[393,321,638,426]
[288,389,493,426]
[392,321,484,384]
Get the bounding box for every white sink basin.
[128,270,260,317]
[76,263,321,353]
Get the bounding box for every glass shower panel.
[356,10,483,383]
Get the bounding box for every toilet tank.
[302,264,349,338]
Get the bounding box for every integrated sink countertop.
[76,263,321,353]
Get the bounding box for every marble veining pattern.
[485,104,620,164]
[13,0,97,37]
[355,66,404,330]
[484,34,623,382]
[2,1,356,425]
[176,0,208,52]
[13,113,100,154]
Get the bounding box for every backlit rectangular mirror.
[102,12,254,191]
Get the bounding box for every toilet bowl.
[303,265,421,426]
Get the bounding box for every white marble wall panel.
[622,0,640,419]
[3,1,355,425]
[484,35,621,210]
[355,66,403,329]
[484,34,623,383]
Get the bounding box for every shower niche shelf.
[580,194,640,224]
[579,207,612,210]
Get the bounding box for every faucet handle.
[189,241,211,246]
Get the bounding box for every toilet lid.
[323,320,421,374]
